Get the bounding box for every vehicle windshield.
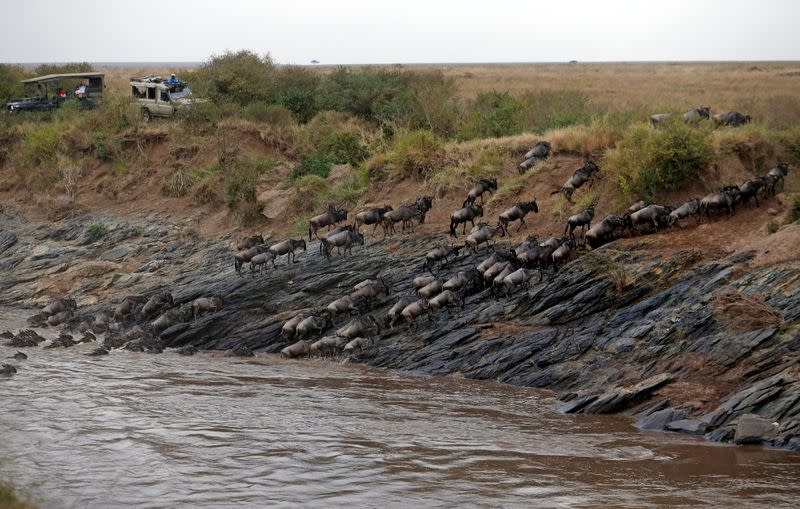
[170,86,192,100]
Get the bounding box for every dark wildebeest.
[236,234,264,250]
[551,238,577,272]
[409,196,433,224]
[387,296,416,328]
[463,178,498,207]
[766,162,790,194]
[551,161,601,202]
[355,205,393,235]
[668,198,701,226]
[400,299,430,330]
[629,204,673,233]
[308,205,348,241]
[684,106,711,124]
[738,178,767,208]
[295,314,333,340]
[113,295,147,321]
[140,293,174,319]
[443,269,482,293]
[712,111,751,128]
[449,204,484,236]
[269,239,307,265]
[250,252,276,275]
[584,214,627,249]
[650,113,671,127]
[234,245,269,276]
[565,203,596,238]
[518,141,551,173]
[700,186,740,218]
[282,314,307,339]
[498,197,539,234]
[428,289,464,315]
[627,200,650,214]
[465,223,505,253]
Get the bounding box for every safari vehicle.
[131,75,194,121]
[5,72,104,112]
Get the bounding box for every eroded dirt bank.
[1,203,798,452]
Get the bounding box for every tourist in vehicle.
[168,73,179,84]
[75,83,86,97]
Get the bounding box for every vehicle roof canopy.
[21,72,105,84]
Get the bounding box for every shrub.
[790,196,800,224]
[23,123,61,167]
[292,152,334,181]
[270,66,321,122]
[0,64,28,103]
[162,167,198,197]
[223,157,279,205]
[387,129,444,178]
[88,222,108,239]
[458,90,523,140]
[605,121,712,200]
[177,101,221,134]
[318,131,369,166]
[242,103,295,128]
[292,174,329,210]
[191,50,274,105]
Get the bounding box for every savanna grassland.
[1,54,799,240]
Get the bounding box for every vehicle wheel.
[141,109,152,122]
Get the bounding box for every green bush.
[223,157,279,206]
[0,64,28,103]
[242,102,295,127]
[88,222,108,239]
[790,196,800,224]
[191,50,275,105]
[319,132,369,166]
[292,174,329,210]
[270,66,320,122]
[292,152,334,181]
[458,90,523,140]
[176,101,221,134]
[605,121,713,200]
[23,123,61,167]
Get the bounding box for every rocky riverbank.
[1,205,799,451]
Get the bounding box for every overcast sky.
[1,0,798,64]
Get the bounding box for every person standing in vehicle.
[168,73,179,84]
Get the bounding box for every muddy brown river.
[2,319,800,507]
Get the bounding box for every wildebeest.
[565,203,596,238]
[310,336,350,356]
[336,315,380,339]
[477,249,515,275]
[282,314,307,339]
[552,161,601,202]
[350,278,391,304]
[382,204,424,236]
[42,298,77,317]
[281,340,311,359]
[250,252,276,275]
[463,178,498,207]
[499,198,539,234]
[519,141,551,173]
[326,295,360,319]
[700,186,740,218]
[269,238,307,265]
[140,293,174,318]
[344,337,373,353]
[308,205,348,241]
[408,196,434,224]
[712,111,751,128]
[629,204,673,233]
[295,315,333,340]
[400,299,430,329]
[234,245,269,276]
[428,289,464,314]
[465,223,505,252]
[443,269,481,293]
[502,267,535,293]
[449,204,484,236]
[387,296,416,328]
[151,308,181,335]
[551,238,576,272]
[766,162,790,193]
[113,295,147,321]
[236,234,264,250]
[417,279,443,299]
[412,275,436,291]
[738,178,767,208]
[650,113,671,127]
[628,200,650,214]
[425,245,463,273]
[192,295,223,320]
[355,205,393,235]
[684,106,711,124]
[321,230,364,260]
[584,214,626,249]
[668,198,701,226]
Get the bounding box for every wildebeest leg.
[517,217,526,232]
[372,222,379,235]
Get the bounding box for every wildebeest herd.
[8,138,789,366]
[650,106,752,128]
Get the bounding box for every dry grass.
[712,289,784,331]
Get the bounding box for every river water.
[1,321,800,508]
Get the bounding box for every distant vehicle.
[5,72,104,113]
[311,59,320,64]
[130,75,196,121]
